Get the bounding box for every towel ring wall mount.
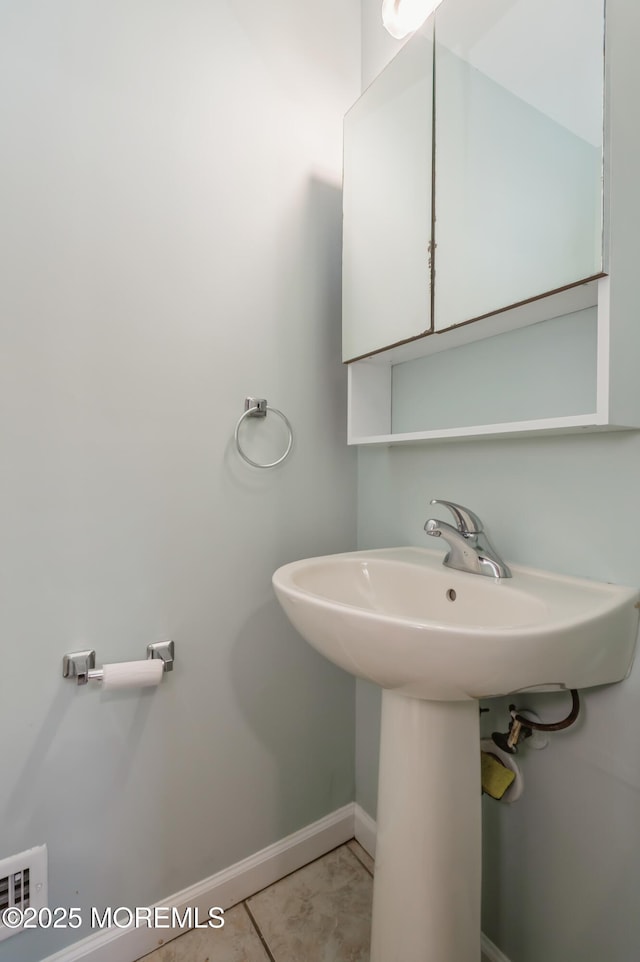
[234,397,293,469]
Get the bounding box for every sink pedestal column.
[370,691,481,962]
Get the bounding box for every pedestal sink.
[272,547,639,962]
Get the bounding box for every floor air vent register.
[0,845,48,942]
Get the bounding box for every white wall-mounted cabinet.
[342,0,606,363]
[345,0,640,445]
[342,25,433,362]
[433,0,605,332]
[347,278,639,445]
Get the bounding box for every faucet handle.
[429,499,484,534]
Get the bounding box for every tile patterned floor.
[246,844,372,962]
[139,840,488,962]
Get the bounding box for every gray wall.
[0,2,360,960]
[357,2,640,961]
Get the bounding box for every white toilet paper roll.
[101,659,164,690]
[480,738,523,803]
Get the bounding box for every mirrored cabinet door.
[433,0,605,332]
[342,25,434,362]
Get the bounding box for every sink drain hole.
[446,588,457,602]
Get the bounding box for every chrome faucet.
[424,499,511,579]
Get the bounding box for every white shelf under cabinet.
[347,277,640,445]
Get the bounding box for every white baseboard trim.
[42,803,355,962]
[42,801,512,962]
[482,932,512,962]
[353,802,377,859]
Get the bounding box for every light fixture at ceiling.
[381,0,444,39]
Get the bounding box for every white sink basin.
[273,546,640,701]
[273,545,639,962]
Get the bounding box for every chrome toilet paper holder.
[62,640,175,685]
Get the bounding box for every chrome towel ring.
[234,397,293,469]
